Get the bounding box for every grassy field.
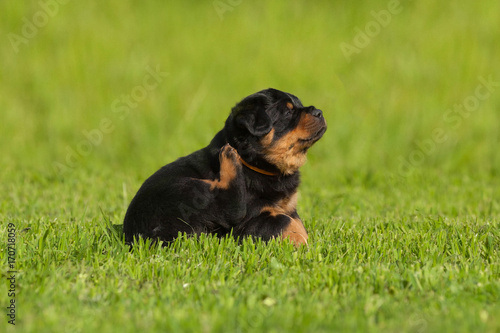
[1,1,500,332]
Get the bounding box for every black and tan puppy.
[123,88,326,246]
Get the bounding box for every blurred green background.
[1,1,499,332]
[2,0,499,179]
[2,0,499,222]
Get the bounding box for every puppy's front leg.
[234,212,308,247]
[281,214,309,246]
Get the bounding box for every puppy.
[123,88,326,246]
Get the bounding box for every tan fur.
[201,146,239,190]
[260,192,308,247]
[260,128,275,146]
[263,113,318,175]
[281,218,308,247]
[260,192,298,216]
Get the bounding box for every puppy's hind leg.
[201,144,243,190]
[196,144,247,224]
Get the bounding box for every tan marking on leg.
[260,192,307,247]
[200,144,240,190]
[278,192,298,215]
[281,218,308,247]
[260,192,298,216]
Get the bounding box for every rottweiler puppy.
[123,88,326,246]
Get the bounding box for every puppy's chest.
[251,192,298,218]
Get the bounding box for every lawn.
[1,1,499,332]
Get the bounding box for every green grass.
[1,1,500,332]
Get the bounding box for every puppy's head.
[226,88,327,175]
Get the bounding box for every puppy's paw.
[281,218,308,247]
[220,144,242,166]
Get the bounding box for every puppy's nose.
[308,107,323,118]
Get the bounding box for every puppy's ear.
[232,94,272,136]
[235,109,272,136]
